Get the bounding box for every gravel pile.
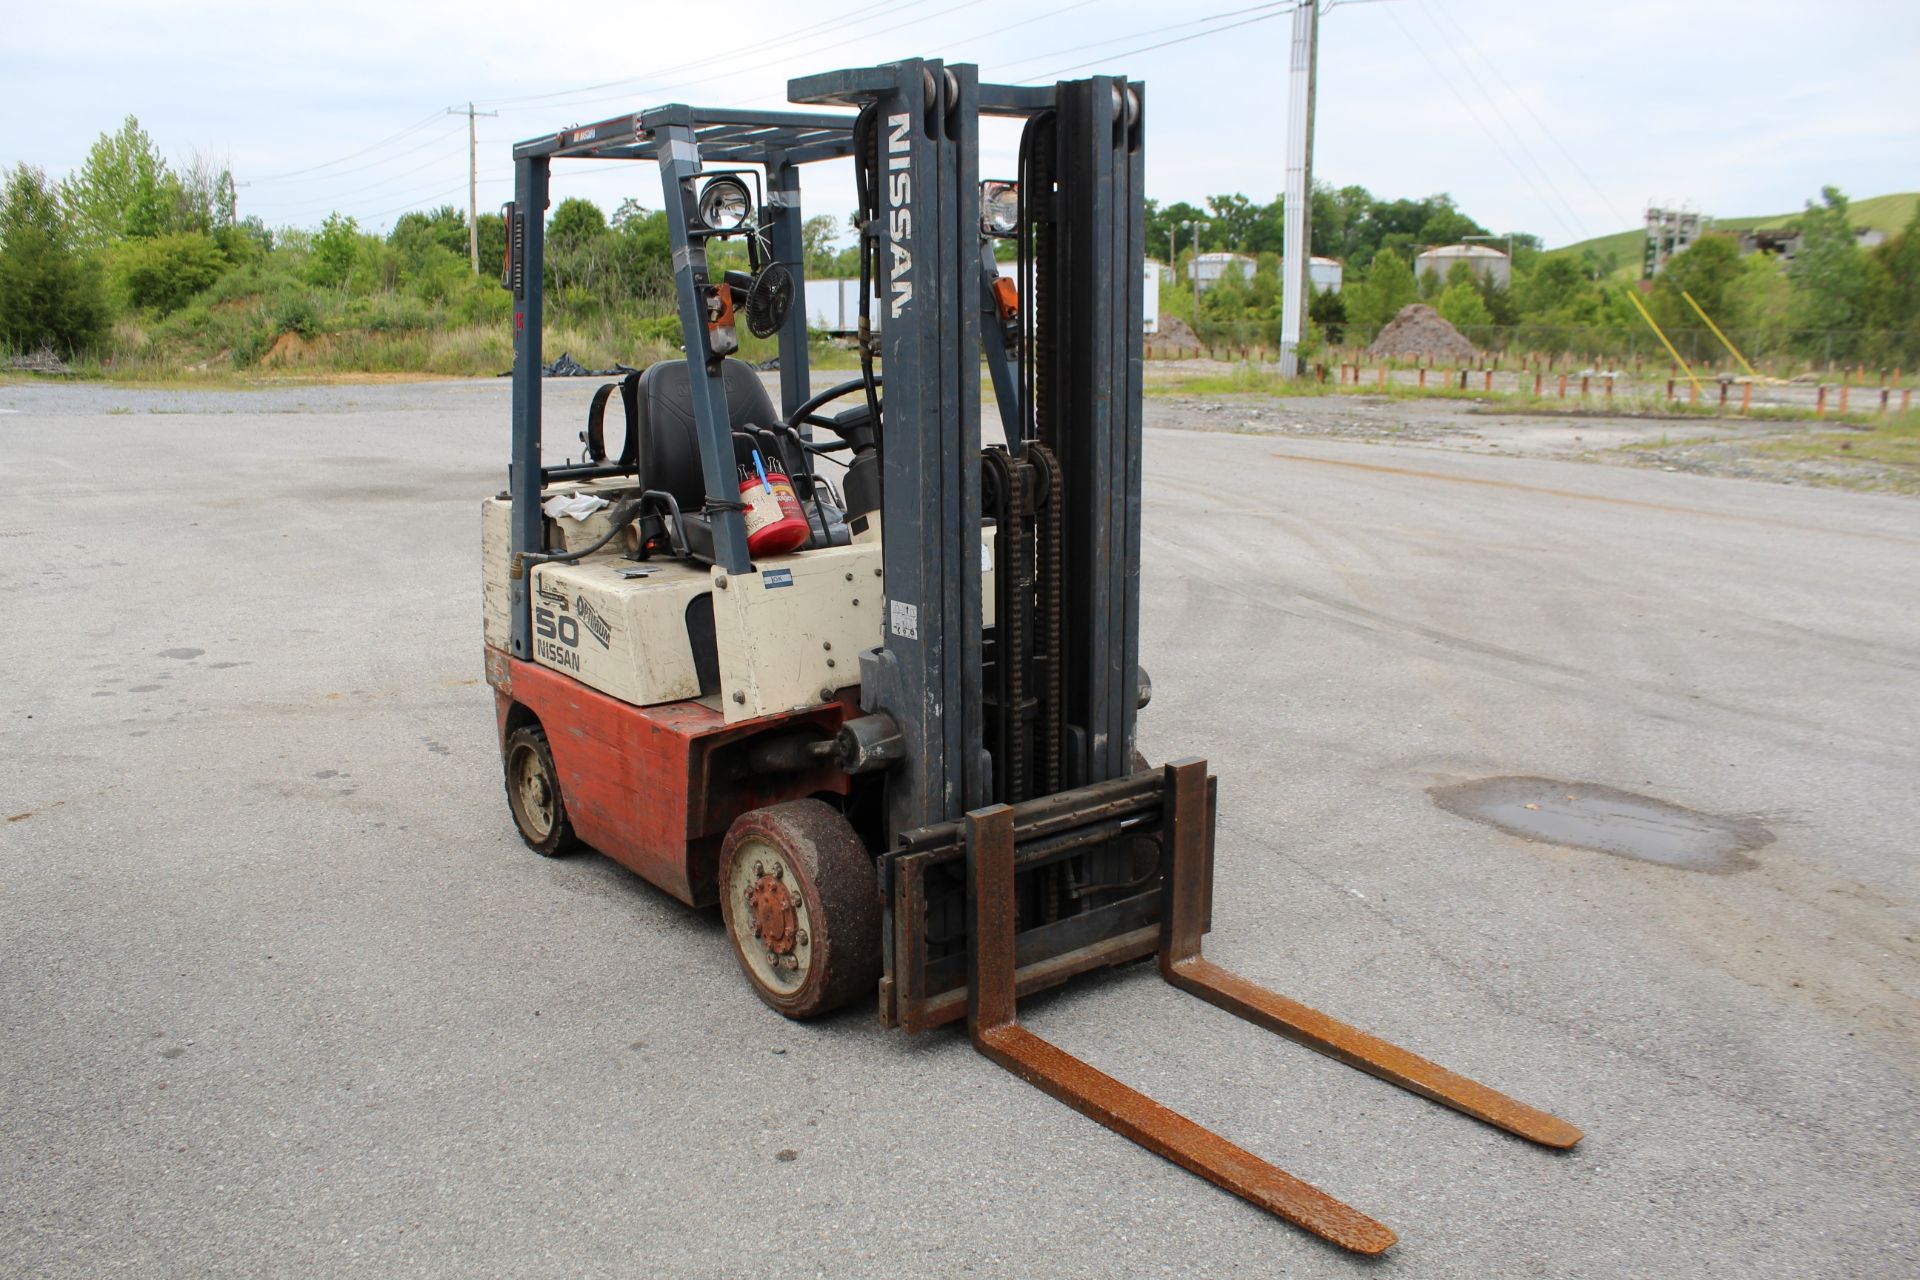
[1366,304,1478,362]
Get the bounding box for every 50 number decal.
[535,607,579,646]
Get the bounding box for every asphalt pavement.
[2,377,1916,1278]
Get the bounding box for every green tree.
[1145,198,1207,264]
[1308,285,1347,345]
[1787,187,1870,352]
[391,205,469,260]
[1862,204,1920,364]
[1519,255,1599,318]
[476,211,506,277]
[0,164,110,355]
[548,197,607,250]
[1437,279,1491,331]
[1202,193,1262,251]
[1345,248,1416,331]
[801,213,840,277]
[62,116,178,244]
[1650,232,1742,334]
[308,212,360,287]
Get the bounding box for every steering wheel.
[785,376,882,438]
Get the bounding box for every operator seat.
[634,357,782,507]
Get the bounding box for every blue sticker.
[762,568,794,589]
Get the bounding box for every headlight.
[980,180,1019,238]
[697,177,753,233]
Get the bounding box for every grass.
[1747,414,1920,470]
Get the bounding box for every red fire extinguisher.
[739,450,809,556]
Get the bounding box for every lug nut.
[754,862,766,876]
[796,930,808,946]
[732,690,746,704]
[772,864,783,880]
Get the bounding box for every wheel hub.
[510,746,554,835]
[748,875,798,955]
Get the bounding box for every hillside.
[1550,192,1918,270]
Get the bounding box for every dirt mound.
[1151,315,1201,351]
[1367,304,1478,362]
[262,331,311,365]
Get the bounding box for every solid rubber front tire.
[717,800,881,1019]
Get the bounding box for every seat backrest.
[635,358,781,508]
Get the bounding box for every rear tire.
[718,800,881,1019]
[503,723,581,857]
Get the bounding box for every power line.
[996,1,1297,78]
[475,0,921,110]
[1421,0,1634,230]
[1021,3,1302,81]
[1409,0,1589,242]
[246,110,449,182]
[246,122,468,188]
[1382,3,1585,244]
[723,0,1105,108]
[242,150,470,210]
[488,0,980,119]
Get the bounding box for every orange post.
[1902,389,1913,413]
[1838,385,1850,414]
[1377,366,1386,389]
[1580,375,1590,398]
[1741,382,1752,413]
[1816,385,1827,417]
[1558,374,1568,398]
[1533,371,1542,396]
[1483,370,1493,391]
[1418,369,1426,389]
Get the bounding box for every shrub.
[115,231,226,314]
[272,292,319,338]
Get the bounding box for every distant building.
[1644,207,1710,277]
[1415,243,1510,289]
[1188,252,1256,288]
[1186,251,1344,294]
[1737,225,1888,260]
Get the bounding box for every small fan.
[743,264,795,339]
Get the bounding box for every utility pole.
[1278,1,1318,377]
[448,101,499,273]
[1185,219,1204,321]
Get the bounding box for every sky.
[3,0,1916,252]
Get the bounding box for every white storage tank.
[1415,244,1510,288]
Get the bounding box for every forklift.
[480,58,1581,1255]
